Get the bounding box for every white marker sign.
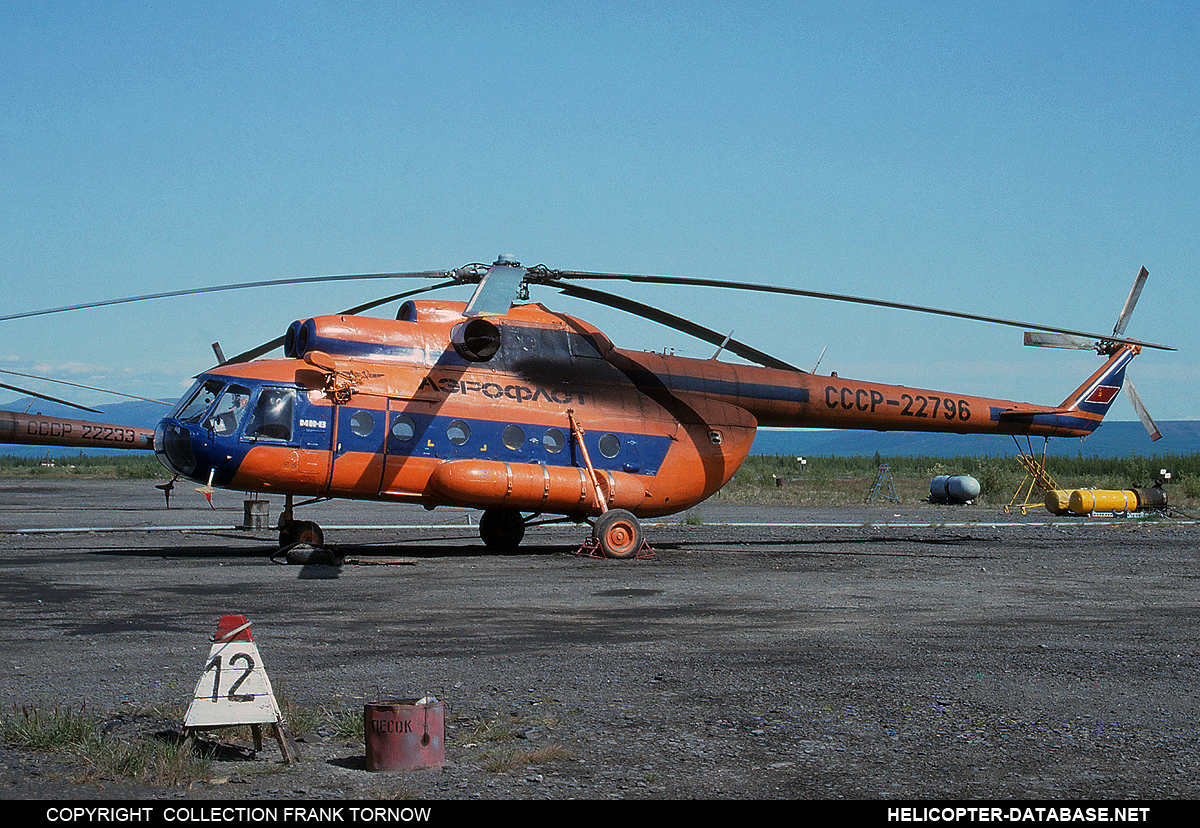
[184,616,284,729]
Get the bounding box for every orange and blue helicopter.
[2,259,1171,557]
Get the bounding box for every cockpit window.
[207,384,252,436]
[175,379,226,424]
[244,387,297,441]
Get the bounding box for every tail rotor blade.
[1124,378,1162,442]
[1113,266,1150,337]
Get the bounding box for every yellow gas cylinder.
[1044,490,1071,515]
[1068,489,1137,515]
[1068,489,1093,515]
[1096,490,1138,513]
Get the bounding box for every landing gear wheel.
[479,509,526,551]
[279,520,324,548]
[592,509,643,559]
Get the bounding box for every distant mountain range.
[4,396,1197,459]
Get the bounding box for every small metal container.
[364,698,445,771]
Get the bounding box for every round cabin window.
[350,411,375,437]
[391,414,416,441]
[447,420,470,446]
[543,428,565,454]
[503,424,526,450]
[599,433,621,458]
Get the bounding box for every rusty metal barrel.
[1132,487,1168,509]
[364,698,445,771]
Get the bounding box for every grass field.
[3,451,1197,512]
[719,453,1200,510]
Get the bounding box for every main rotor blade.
[218,280,461,365]
[0,270,454,323]
[554,283,801,372]
[464,263,528,317]
[546,271,1176,351]
[1023,332,1095,350]
[1124,379,1162,442]
[339,279,462,317]
[0,381,102,414]
[1113,266,1150,336]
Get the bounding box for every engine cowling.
[450,318,502,362]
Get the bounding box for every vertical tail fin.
[1056,344,1139,427]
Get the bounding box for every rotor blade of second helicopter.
[0,381,103,414]
[0,369,172,406]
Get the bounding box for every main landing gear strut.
[567,409,649,559]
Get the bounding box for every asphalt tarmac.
[1,479,1198,800]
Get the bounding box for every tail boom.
[993,344,1137,437]
[628,343,1139,440]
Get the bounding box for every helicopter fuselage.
[153,299,1135,524]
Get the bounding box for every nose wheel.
[279,519,324,548]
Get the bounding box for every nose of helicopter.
[154,417,230,483]
[155,418,194,477]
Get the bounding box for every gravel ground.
[1,479,1198,801]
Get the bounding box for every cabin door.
[327,404,388,495]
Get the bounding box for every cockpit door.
[237,386,330,493]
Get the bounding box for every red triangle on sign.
[213,615,254,642]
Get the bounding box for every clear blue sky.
[2,2,1196,432]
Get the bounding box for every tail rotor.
[1023,267,1162,441]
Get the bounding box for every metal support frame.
[865,464,899,504]
[1005,436,1063,515]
